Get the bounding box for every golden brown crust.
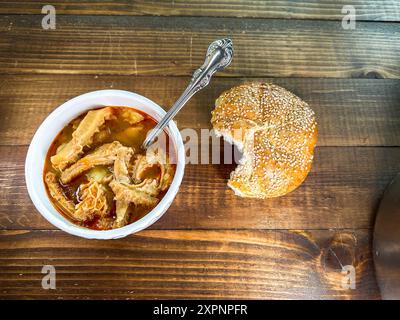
[211,82,318,198]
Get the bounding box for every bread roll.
[211,83,317,198]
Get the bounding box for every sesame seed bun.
[211,82,318,198]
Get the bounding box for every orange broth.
[43,106,176,230]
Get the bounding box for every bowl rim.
[25,89,185,239]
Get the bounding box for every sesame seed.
[211,82,318,198]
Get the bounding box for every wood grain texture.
[0,1,396,301]
[0,0,399,22]
[0,229,379,299]
[0,16,399,78]
[0,75,399,147]
[1,146,399,230]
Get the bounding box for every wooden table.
[0,1,399,300]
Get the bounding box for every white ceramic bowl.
[25,90,185,239]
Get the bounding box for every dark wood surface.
[0,15,400,78]
[1,145,399,230]
[0,1,399,300]
[1,16,399,78]
[1,0,399,21]
[0,229,378,299]
[1,76,399,147]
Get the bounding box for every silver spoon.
[142,38,234,149]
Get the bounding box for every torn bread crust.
[214,127,255,197]
[211,83,317,199]
[217,120,316,199]
[51,107,115,171]
[60,141,129,184]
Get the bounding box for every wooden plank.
[1,145,399,230]
[0,75,399,147]
[0,0,399,22]
[0,229,379,299]
[0,16,399,78]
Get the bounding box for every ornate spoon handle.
[142,38,233,149]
